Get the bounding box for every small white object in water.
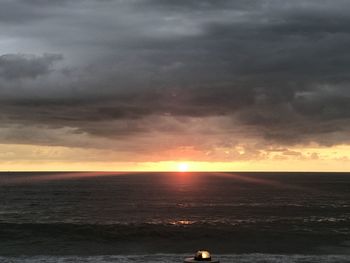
[184,250,219,263]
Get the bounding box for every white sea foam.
[1,254,350,263]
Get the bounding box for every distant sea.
[0,172,349,262]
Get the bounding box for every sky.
[0,0,349,171]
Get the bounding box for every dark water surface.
[0,172,350,261]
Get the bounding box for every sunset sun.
[178,163,189,172]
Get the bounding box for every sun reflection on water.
[169,220,195,225]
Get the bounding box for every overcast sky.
[1,0,350,170]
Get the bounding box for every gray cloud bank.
[1,0,350,158]
[0,54,62,79]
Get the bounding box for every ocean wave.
[1,222,349,255]
[1,220,349,240]
[1,254,350,263]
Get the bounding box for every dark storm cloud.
[139,0,259,10]
[0,54,62,79]
[0,0,72,24]
[1,0,350,149]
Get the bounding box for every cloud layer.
[1,0,350,162]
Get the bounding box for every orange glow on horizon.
[0,143,350,172]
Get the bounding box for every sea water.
[0,172,349,262]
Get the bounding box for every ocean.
[0,172,349,262]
